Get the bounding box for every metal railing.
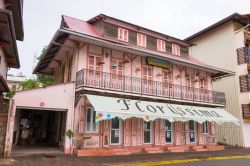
[76,69,226,105]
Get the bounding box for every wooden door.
[142,66,153,94]
[87,54,103,87]
[111,59,124,90]
[163,70,172,97]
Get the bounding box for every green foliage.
[18,47,54,90]
[37,74,54,87]
[66,129,74,139]
[6,91,15,98]
[19,79,39,90]
[35,46,54,87]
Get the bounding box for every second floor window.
[157,39,166,52]
[137,33,147,47]
[118,27,128,42]
[172,44,180,56]
[88,55,102,71]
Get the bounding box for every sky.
[11,0,250,76]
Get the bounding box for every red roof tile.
[63,15,101,37]
[60,15,223,71]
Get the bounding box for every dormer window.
[172,44,180,56]
[137,33,147,47]
[118,27,128,42]
[157,39,166,52]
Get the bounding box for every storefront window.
[189,120,196,143]
[110,118,122,144]
[165,120,173,143]
[144,121,152,144]
[203,121,209,134]
[85,108,98,133]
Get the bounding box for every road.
[171,158,250,166]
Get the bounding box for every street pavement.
[171,158,250,166]
[1,147,250,166]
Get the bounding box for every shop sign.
[146,57,172,69]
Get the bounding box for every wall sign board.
[146,57,172,69]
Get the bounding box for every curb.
[124,155,250,166]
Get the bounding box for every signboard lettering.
[146,57,172,69]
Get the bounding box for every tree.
[36,46,54,86]
[17,47,54,91]
[19,79,39,90]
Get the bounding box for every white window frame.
[85,107,99,133]
[172,44,180,56]
[165,120,174,144]
[118,27,129,42]
[110,118,123,145]
[143,121,152,144]
[203,121,209,134]
[157,39,166,52]
[137,33,147,47]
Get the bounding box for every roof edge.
[185,12,249,41]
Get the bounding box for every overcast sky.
[11,0,250,76]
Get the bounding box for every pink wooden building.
[4,14,238,157]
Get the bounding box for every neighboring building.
[0,0,24,102]
[0,0,24,158]
[4,14,238,157]
[185,13,250,147]
[6,75,26,92]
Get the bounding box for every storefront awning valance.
[85,95,239,125]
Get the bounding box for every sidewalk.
[1,147,250,166]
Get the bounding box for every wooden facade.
[29,14,230,156]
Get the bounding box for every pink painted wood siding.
[75,44,213,91]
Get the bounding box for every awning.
[86,95,239,125]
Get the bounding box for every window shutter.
[79,106,85,133]
[239,75,249,92]
[242,104,250,119]
[237,47,247,64]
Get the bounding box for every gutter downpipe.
[4,99,14,158]
[234,24,250,34]
[52,41,78,155]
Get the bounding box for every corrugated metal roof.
[34,14,234,77]
[62,15,101,37]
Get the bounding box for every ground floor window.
[110,118,122,145]
[189,120,196,143]
[144,121,152,144]
[85,107,98,133]
[203,121,209,134]
[165,120,173,143]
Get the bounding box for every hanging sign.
[146,57,172,69]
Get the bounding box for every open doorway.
[12,109,67,150]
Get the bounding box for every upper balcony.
[237,47,250,65]
[76,69,226,106]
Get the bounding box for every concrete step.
[195,149,208,152]
[144,147,164,154]
[205,145,225,151]
[190,145,205,150]
[167,146,190,151]
[144,147,162,151]
[169,149,186,153]
[114,151,132,155]
[147,150,164,154]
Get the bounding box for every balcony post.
[123,76,126,92]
